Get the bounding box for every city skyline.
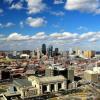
[0,0,100,50]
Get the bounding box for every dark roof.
[13,79,32,87]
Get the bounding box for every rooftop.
[13,79,32,87]
[84,70,97,74]
[39,75,66,84]
[28,75,66,84]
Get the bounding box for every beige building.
[83,51,95,58]
[84,70,98,82]
[93,67,100,74]
[13,79,37,98]
[28,75,67,95]
[68,81,77,89]
[13,75,67,97]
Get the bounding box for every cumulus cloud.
[0,9,3,14]
[50,32,78,40]
[26,17,47,27]
[88,32,100,42]
[1,31,100,49]
[0,34,6,41]
[32,32,48,40]
[65,0,100,14]
[4,0,13,4]
[50,33,62,38]
[0,22,15,28]
[5,22,15,27]
[50,11,65,16]
[0,34,4,37]
[10,2,23,10]
[88,38,97,42]
[54,0,64,4]
[26,0,46,14]
[1,31,100,42]
[50,31,100,44]
[77,26,88,31]
[79,32,97,40]
[20,21,24,28]
[6,33,30,41]
[5,32,48,41]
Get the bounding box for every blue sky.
[0,0,100,51]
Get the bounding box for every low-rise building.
[93,67,100,74]
[28,75,67,95]
[13,79,37,98]
[84,70,98,82]
[83,51,95,58]
[45,65,74,82]
[20,54,30,59]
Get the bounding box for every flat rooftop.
[85,70,97,74]
[28,75,67,84]
[39,75,66,84]
[13,79,32,87]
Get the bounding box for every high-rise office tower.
[48,45,53,57]
[54,48,59,56]
[42,44,46,55]
[67,68,74,82]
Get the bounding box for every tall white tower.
[37,48,40,59]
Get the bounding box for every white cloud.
[88,32,100,42]
[88,38,97,42]
[26,17,46,27]
[26,0,46,14]
[4,0,13,4]
[0,9,3,14]
[5,32,48,41]
[65,0,100,14]
[50,33,62,38]
[53,24,60,28]
[50,32,78,40]
[6,33,30,41]
[50,31,100,44]
[1,31,100,51]
[32,32,48,40]
[10,2,23,10]
[54,0,64,4]
[51,11,65,16]
[0,22,15,28]
[77,26,88,31]
[35,32,45,36]
[2,31,100,42]
[59,32,78,39]
[0,34,4,37]
[0,23,3,28]
[20,21,24,28]
[5,22,15,27]
[79,32,97,39]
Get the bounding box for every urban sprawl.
[0,44,100,100]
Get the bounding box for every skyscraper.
[54,48,59,56]
[42,44,46,55]
[48,45,53,57]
